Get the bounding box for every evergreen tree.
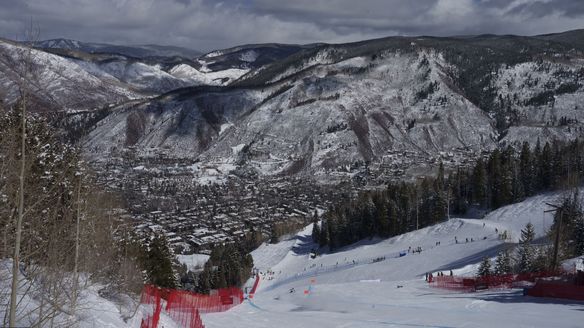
[311,214,320,244]
[533,139,543,191]
[541,142,553,189]
[375,200,390,237]
[499,146,515,205]
[477,256,492,277]
[432,190,447,223]
[494,250,512,275]
[197,243,253,293]
[269,224,279,244]
[472,158,487,207]
[517,223,535,273]
[550,193,583,259]
[575,216,584,257]
[143,234,176,288]
[319,214,330,248]
[436,162,445,192]
[519,142,534,196]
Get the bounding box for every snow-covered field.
[203,190,584,328]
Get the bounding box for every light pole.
[544,202,563,271]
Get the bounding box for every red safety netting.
[248,275,260,299]
[527,280,584,300]
[165,292,205,328]
[430,271,565,292]
[140,285,244,328]
[140,285,162,328]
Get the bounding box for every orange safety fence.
[140,285,244,328]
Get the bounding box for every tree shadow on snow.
[289,234,316,256]
[441,290,584,309]
[430,243,507,273]
[478,290,584,309]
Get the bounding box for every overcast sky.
[1,0,583,53]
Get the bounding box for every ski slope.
[203,190,584,328]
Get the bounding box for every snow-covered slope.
[0,39,254,111]
[83,49,494,177]
[203,190,584,328]
[82,31,584,179]
[169,63,249,86]
[0,260,181,328]
[198,43,317,72]
[34,38,201,59]
[0,40,140,111]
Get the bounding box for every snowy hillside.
[0,40,140,111]
[169,63,249,86]
[0,39,260,111]
[203,190,584,328]
[0,260,182,328]
[81,31,584,179]
[34,38,201,59]
[197,43,317,72]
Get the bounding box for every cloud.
[507,0,584,18]
[0,0,582,52]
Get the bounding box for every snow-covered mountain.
[198,43,320,72]
[82,31,584,179]
[3,31,584,179]
[0,40,141,111]
[34,38,201,59]
[0,39,285,111]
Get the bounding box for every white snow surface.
[0,260,180,328]
[203,190,584,328]
[239,50,259,63]
[177,253,210,272]
[169,63,249,86]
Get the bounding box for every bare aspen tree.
[70,174,82,313]
[0,23,145,327]
[9,24,39,328]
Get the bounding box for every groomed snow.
[203,190,584,327]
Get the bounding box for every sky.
[0,0,583,53]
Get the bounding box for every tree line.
[315,139,584,252]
